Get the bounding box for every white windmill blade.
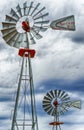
[27,1,34,15]
[5,15,17,22]
[33,12,49,20]
[10,8,19,20]
[2,22,16,28]
[50,15,75,31]
[30,3,40,15]
[12,34,21,47]
[33,7,46,17]
[16,4,22,17]
[2,29,17,41]
[33,25,47,32]
[63,100,81,109]
[30,28,42,39]
[7,33,19,46]
[45,93,52,101]
[1,27,16,35]
[34,20,49,25]
[61,95,70,101]
[23,1,27,15]
[29,33,36,44]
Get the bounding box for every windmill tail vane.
[50,15,75,31]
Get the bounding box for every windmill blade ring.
[42,90,70,116]
[1,1,49,48]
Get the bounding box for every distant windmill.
[42,89,81,130]
[1,1,76,130]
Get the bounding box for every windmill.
[42,89,81,130]
[1,1,76,130]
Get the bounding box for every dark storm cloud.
[36,78,84,93]
[72,36,84,43]
[68,29,84,44]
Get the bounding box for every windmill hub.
[22,21,30,32]
[16,16,34,33]
[53,100,58,107]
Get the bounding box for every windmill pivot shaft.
[18,48,36,58]
[49,122,64,125]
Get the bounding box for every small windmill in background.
[42,89,81,130]
[1,1,76,130]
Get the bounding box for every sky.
[0,0,84,130]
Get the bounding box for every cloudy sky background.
[0,0,84,130]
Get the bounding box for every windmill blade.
[43,104,52,111]
[16,4,22,17]
[5,15,17,22]
[43,105,53,115]
[23,1,27,15]
[13,33,24,48]
[34,20,49,25]
[3,29,17,41]
[54,90,57,97]
[43,99,51,104]
[33,7,46,17]
[43,95,52,101]
[46,92,53,100]
[3,28,17,39]
[47,107,54,115]
[17,33,24,43]
[43,101,51,106]
[52,108,58,116]
[44,95,53,101]
[31,3,40,16]
[53,90,57,98]
[13,33,20,47]
[1,27,16,35]
[2,28,16,36]
[31,29,42,39]
[10,8,19,20]
[46,106,53,115]
[7,32,18,45]
[2,22,16,28]
[56,90,60,97]
[48,90,55,99]
[57,90,62,98]
[58,104,68,115]
[62,97,70,102]
[49,90,55,98]
[33,25,47,32]
[61,94,69,101]
[60,91,66,99]
[29,33,36,44]
[43,102,52,108]
[50,15,75,31]
[34,12,49,20]
[27,1,33,15]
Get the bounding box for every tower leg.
[11,53,38,130]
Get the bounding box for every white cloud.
[0,0,84,130]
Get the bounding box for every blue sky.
[0,0,84,130]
